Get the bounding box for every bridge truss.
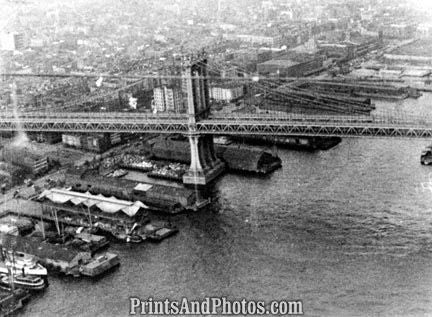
[1,111,432,138]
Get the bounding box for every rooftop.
[391,39,432,58]
[258,59,298,67]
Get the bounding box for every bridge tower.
[182,52,225,186]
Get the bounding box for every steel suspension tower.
[182,52,225,186]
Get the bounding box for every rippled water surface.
[22,94,432,316]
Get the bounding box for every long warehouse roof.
[38,188,148,217]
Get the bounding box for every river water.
[22,94,432,316]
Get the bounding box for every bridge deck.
[0,112,431,138]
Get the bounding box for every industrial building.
[257,54,325,77]
[65,167,197,213]
[381,24,416,39]
[62,133,123,153]
[384,39,432,66]
[0,145,49,176]
[222,33,282,47]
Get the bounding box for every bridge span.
[3,54,432,186]
[1,111,432,138]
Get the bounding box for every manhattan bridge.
[1,53,432,185]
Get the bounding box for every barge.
[135,221,179,242]
[79,252,120,277]
[230,135,342,151]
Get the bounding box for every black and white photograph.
[0,0,431,316]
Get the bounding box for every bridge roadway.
[0,111,432,138]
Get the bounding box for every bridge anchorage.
[181,52,225,186]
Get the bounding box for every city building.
[381,24,416,39]
[152,86,184,113]
[222,33,282,47]
[0,32,26,51]
[257,54,325,77]
[210,83,244,102]
[416,23,432,38]
[317,43,355,59]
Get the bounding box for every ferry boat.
[0,274,46,291]
[2,252,47,277]
[0,262,47,279]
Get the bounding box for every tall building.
[13,33,25,50]
[0,33,26,51]
[210,83,244,101]
[152,86,184,113]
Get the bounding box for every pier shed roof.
[38,188,148,217]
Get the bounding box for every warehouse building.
[0,146,49,176]
[257,55,324,77]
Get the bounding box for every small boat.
[147,227,178,242]
[79,252,120,277]
[0,274,46,291]
[137,222,178,242]
[109,230,139,243]
[111,224,143,243]
[125,235,143,243]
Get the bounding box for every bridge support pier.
[182,52,225,187]
[182,133,225,186]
